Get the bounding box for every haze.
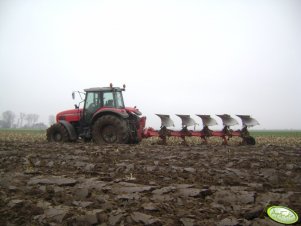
[0,0,300,130]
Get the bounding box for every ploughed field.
[0,130,301,226]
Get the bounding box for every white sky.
[0,0,300,129]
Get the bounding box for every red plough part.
[143,114,259,145]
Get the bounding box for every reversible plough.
[143,114,259,145]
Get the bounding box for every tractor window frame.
[103,92,115,107]
[102,91,125,109]
[114,91,125,109]
[83,91,101,122]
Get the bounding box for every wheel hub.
[102,125,117,143]
[54,133,62,141]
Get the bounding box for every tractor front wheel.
[47,123,70,142]
[92,115,129,144]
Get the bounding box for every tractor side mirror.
[74,104,79,109]
[72,92,75,100]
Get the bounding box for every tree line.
[0,110,55,129]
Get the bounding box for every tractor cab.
[82,86,126,123]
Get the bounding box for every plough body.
[143,114,259,145]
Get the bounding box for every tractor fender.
[58,120,77,141]
[92,109,129,124]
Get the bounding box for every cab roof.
[84,87,124,92]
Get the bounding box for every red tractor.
[47,84,146,144]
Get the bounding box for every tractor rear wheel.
[47,123,70,142]
[92,115,129,144]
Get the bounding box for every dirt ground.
[0,137,300,226]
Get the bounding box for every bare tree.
[49,115,56,126]
[25,114,32,127]
[25,114,34,127]
[25,114,40,127]
[23,113,40,128]
[19,112,26,128]
[2,111,15,128]
[32,114,39,125]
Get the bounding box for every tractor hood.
[125,107,142,116]
[56,109,82,122]
[56,107,141,122]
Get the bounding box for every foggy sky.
[0,0,300,130]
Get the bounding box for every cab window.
[115,91,124,108]
[84,92,100,122]
[103,92,114,107]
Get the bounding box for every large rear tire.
[47,123,70,142]
[92,115,129,144]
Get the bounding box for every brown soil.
[0,140,300,226]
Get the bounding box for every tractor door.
[83,91,101,123]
